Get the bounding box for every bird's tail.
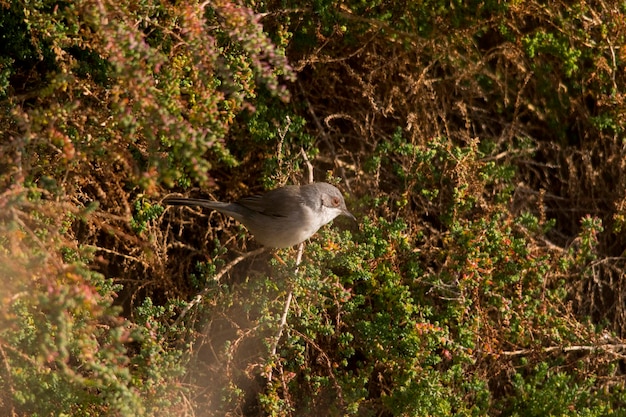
[162,197,230,211]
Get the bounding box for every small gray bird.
[163,182,355,248]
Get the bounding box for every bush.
[2,0,626,415]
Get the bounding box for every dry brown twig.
[500,342,626,358]
[172,247,266,328]
[267,149,314,384]
[298,82,353,192]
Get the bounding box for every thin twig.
[292,328,346,408]
[11,210,61,269]
[85,244,145,264]
[300,148,314,184]
[173,247,266,327]
[298,82,352,192]
[500,343,626,357]
[267,150,312,383]
[267,244,303,383]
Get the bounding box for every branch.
[267,150,312,383]
[500,343,626,357]
[172,247,266,327]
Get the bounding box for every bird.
[163,182,356,248]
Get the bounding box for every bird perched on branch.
[163,182,355,248]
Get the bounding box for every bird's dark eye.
[332,196,340,207]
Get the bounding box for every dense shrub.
[2,0,626,416]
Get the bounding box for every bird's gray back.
[236,185,307,218]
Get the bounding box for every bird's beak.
[343,209,357,222]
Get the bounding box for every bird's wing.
[236,187,305,218]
